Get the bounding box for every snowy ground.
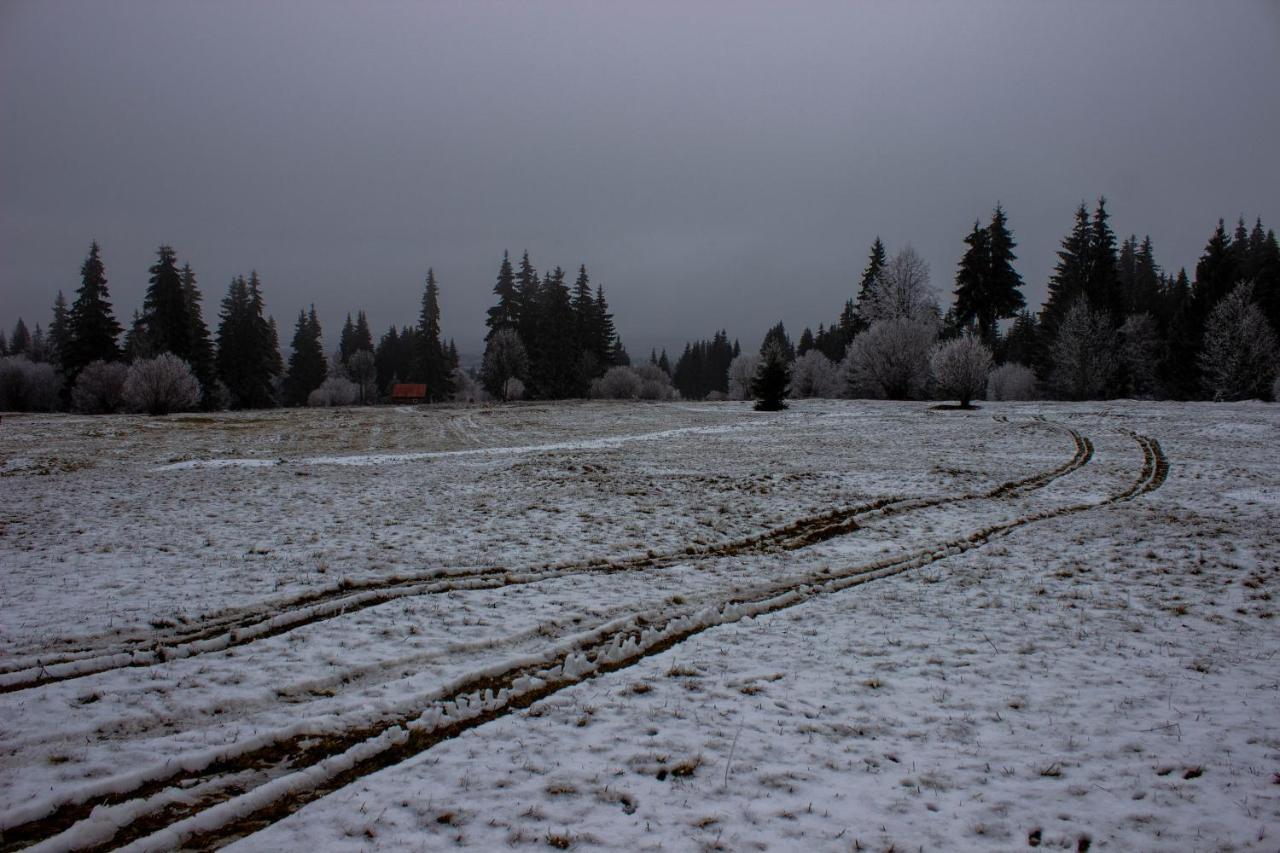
[0,399,1276,851]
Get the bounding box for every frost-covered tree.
[0,355,62,411]
[752,341,791,411]
[71,360,129,413]
[1198,283,1278,401]
[1050,297,1117,400]
[123,353,202,415]
[986,363,1038,401]
[632,363,677,400]
[930,337,993,408]
[481,328,528,402]
[452,367,482,403]
[346,349,377,404]
[789,350,841,398]
[863,245,939,325]
[842,317,937,400]
[307,376,359,407]
[727,352,760,400]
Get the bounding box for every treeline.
[665,201,1280,403]
[1,245,629,412]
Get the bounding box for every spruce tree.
[752,341,791,411]
[48,291,70,372]
[216,273,280,409]
[985,203,1026,336]
[180,263,217,406]
[416,268,454,402]
[1158,269,1199,399]
[10,319,31,356]
[759,322,795,362]
[952,220,991,338]
[593,285,619,365]
[853,237,887,332]
[1041,203,1093,341]
[515,251,540,350]
[283,305,326,405]
[484,251,519,340]
[1086,198,1122,321]
[1193,220,1239,318]
[1250,224,1280,333]
[353,310,373,354]
[797,327,815,355]
[338,313,357,363]
[66,241,123,376]
[531,266,577,398]
[140,245,193,360]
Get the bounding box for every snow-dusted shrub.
[591,366,641,399]
[481,329,528,402]
[842,317,937,400]
[0,355,61,411]
[123,353,201,416]
[987,363,1039,401]
[502,377,525,401]
[1198,283,1278,401]
[1050,296,1116,400]
[789,350,841,398]
[930,337,992,407]
[633,363,676,400]
[72,360,129,414]
[705,390,727,402]
[452,367,483,403]
[727,353,759,401]
[307,377,359,407]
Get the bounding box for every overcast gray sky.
[3,1,1278,359]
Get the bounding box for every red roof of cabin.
[391,383,427,397]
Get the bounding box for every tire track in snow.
[0,428,1160,853]
[0,422,1089,695]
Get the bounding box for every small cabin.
[390,383,427,404]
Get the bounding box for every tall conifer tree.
[66,241,123,376]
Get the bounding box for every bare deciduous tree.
[1198,283,1278,401]
[123,353,201,415]
[930,336,993,408]
[863,245,940,325]
[72,360,129,413]
[726,353,760,401]
[842,317,937,400]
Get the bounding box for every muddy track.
[0,430,1161,853]
[0,422,1091,695]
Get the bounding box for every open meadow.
[1,400,1277,851]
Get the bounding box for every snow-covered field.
[0,399,1276,851]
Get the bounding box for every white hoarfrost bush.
[987,363,1039,401]
[634,363,676,400]
[842,317,937,400]
[591,366,641,399]
[307,377,359,407]
[789,350,841,398]
[123,353,202,416]
[72,360,129,414]
[451,367,483,403]
[1272,371,1280,403]
[0,355,62,411]
[590,365,675,400]
[930,336,993,407]
[1198,283,1278,401]
[727,353,760,400]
